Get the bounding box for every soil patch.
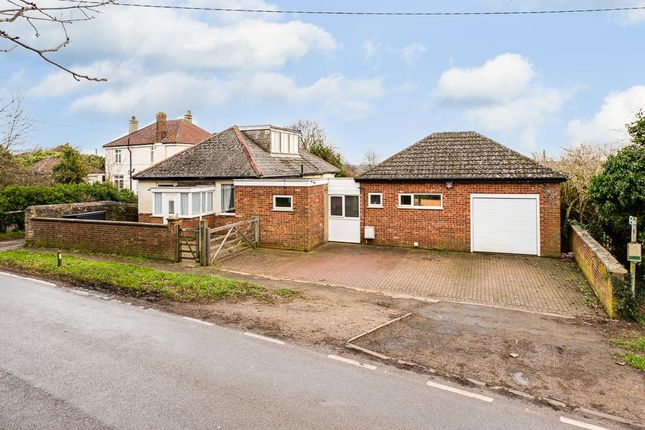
[353,303,645,423]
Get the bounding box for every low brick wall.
[569,224,627,318]
[26,217,179,261]
[25,201,138,239]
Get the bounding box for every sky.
[1,0,645,163]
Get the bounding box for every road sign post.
[628,216,640,297]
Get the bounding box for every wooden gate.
[177,226,200,263]
[204,217,259,265]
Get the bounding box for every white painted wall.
[105,143,193,194]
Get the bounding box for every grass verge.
[0,231,24,240]
[0,249,279,302]
[611,334,645,371]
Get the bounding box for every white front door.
[328,179,360,243]
[471,194,540,256]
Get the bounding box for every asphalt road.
[0,271,616,430]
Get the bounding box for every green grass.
[611,336,645,352]
[274,288,302,299]
[0,231,24,240]
[0,249,271,302]
[611,334,645,371]
[624,352,645,370]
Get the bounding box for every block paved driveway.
[219,243,597,317]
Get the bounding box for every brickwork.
[359,181,561,257]
[27,217,179,261]
[25,201,138,240]
[569,224,627,318]
[235,184,326,251]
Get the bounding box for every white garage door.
[471,194,540,256]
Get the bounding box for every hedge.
[0,183,136,230]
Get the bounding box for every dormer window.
[270,130,299,155]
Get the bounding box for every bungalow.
[134,128,565,256]
[133,124,339,250]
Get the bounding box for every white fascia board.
[149,185,215,192]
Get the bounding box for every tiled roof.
[103,119,211,148]
[133,126,339,180]
[356,131,566,182]
[30,156,58,175]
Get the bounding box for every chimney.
[129,116,138,134]
[184,110,193,123]
[155,112,167,142]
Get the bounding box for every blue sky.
[2,0,645,163]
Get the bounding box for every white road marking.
[0,271,56,287]
[560,417,609,430]
[426,380,494,403]
[327,354,377,370]
[244,332,285,345]
[182,316,213,326]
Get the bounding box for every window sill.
[397,206,443,210]
[367,205,383,209]
[272,208,294,212]
[217,212,236,217]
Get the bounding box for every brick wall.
[235,184,326,251]
[25,201,138,239]
[569,224,627,318]
[27,217,179,261]
[359,181,562,257]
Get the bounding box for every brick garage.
[356,131,567,257]
[360,181,561,257]
[235,182,326,251]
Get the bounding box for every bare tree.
[1,0,113,81]
[290,119,327,151]
[0,93,34,152]
[363,149,380,168]
[535,143,611,223]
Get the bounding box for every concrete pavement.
[0,271,617,430]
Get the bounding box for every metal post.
[57,251,62,267]
[630,217,638,297]
[254,216,260,247]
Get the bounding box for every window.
[330,196,343,216]
[150,147,154,163]
[280,133,289,153]
[289,134,298,153]
[180,193,189,216]
[330,195,359,218]
[270,130,299,154]
[153,193,162,215]
[115,149,122,163]
[221,184,235,214]
[368,193,383,208]
[206,192,213,213]
[273,195,293,211]
[168,200,175,215]
[398,193,443,209]
[113,175,124,189]
[191,192,201,215]
[345,195,359,218]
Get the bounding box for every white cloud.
[30,3,335,72]
[67,71,385,119]
[433,53,567,150]
[567,85,645,146]
[400,42,426,65]
[435,53,536,103]
[363,40,381,61]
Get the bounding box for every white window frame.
[153,192,162,216]
[367,192,383,208]
[273,195,293,211]
[149,186,216,219]
[113,174,124,189]
[398,193,443,210]
[150,147,154,163]
[114,149,122,163]
[221,184,235,215]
